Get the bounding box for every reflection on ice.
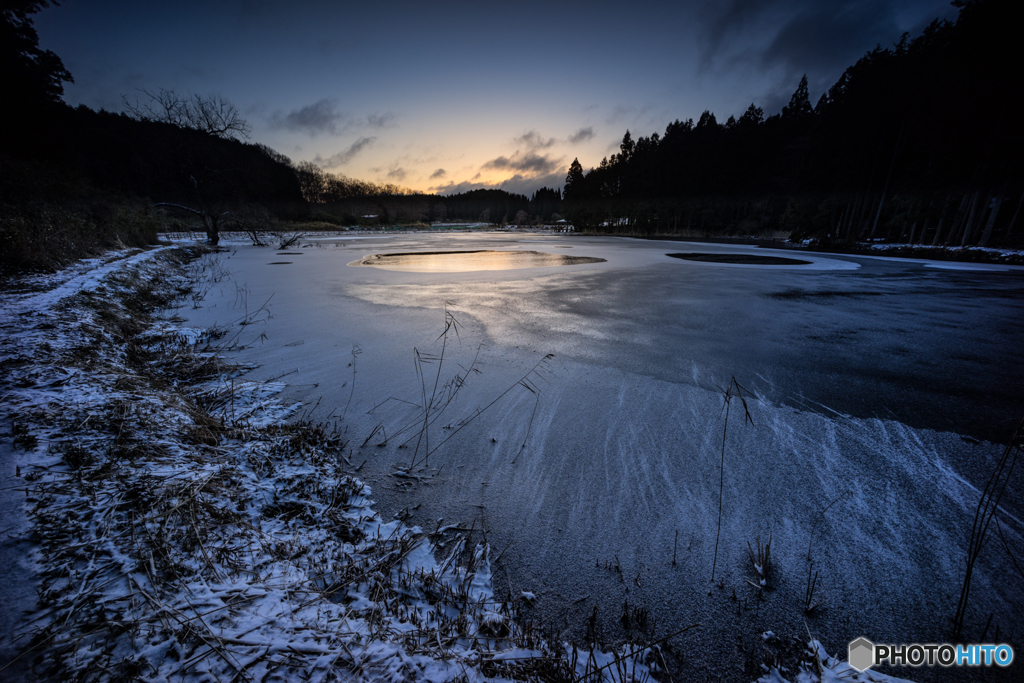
[350,249,605,272]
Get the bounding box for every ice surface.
[171,232,1024,680]
[5,233,1021,681]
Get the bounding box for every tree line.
[293,167,561,228]
[5,0,1021,270]
[563,0,1023,248]
[1,1,562,267]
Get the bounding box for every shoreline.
[622,234,1024,266]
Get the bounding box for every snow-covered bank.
[807,241,1024,269]
[0,246,680,681]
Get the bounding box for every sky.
[35,0,957,196]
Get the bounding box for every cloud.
[270,98,347,136]
[761,1,898,75]
[314,136,377,167]
[698,0,955,88]
[607,105,637,125]
[430,168,447,179]
[568,127,595,144]
[728,1,948,113]
[269,102,398,140]
[481,156,513,170]
[698,0,769,67]
[499,171,567,196]
[367,111,397,128]
[514,130,555,149]
[432,180,490,195]
[431,168,568,197]
[482,153,560,175]
[387,167,408,181]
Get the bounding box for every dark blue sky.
[36,0,956,195]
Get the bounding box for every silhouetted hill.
[5,104,303,208]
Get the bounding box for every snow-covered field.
[3,234,1020,681]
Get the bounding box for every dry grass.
[0,200,166,274]
[710,377,753,582]
[362,306,553,474]
[952,417,1023,640]
[745,533,772,594]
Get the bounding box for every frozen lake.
[182,232,1024,680]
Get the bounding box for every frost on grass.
[0,246,665,682]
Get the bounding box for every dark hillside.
[1,2,305,270]
[563,0,1024,247]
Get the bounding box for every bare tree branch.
[122,88,251,140]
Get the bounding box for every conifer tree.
[782,75,813,121]
[564,158,585,200]
[1,0,72,108]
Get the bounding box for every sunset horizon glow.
[35,0,955,196]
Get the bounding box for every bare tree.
[123,88,251,140]
[154,197,279,247]
[123,89,258,244]
[294,161,327,203]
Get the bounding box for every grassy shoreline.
[0,245,671,682]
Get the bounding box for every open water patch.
[667,252,811,265]
[767,289,884,301]
[349,249,605,273]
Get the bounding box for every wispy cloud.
[606,104,655,126]
[432,179,489,195]
[482,152,560,175]
[568,126,595,144]
[269,102,397,136]
[431,167,568,197]
[757,1,905,95]
[368,111,397,128]
[499,171,567,195]
[606,105,636,125]
[430,168,447,179]
[269,98,347,136]
[514,130,555,149]
[387,167,407,181]
[701,0,902,76]
[314,136,377,167]
[696,0,954,109]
